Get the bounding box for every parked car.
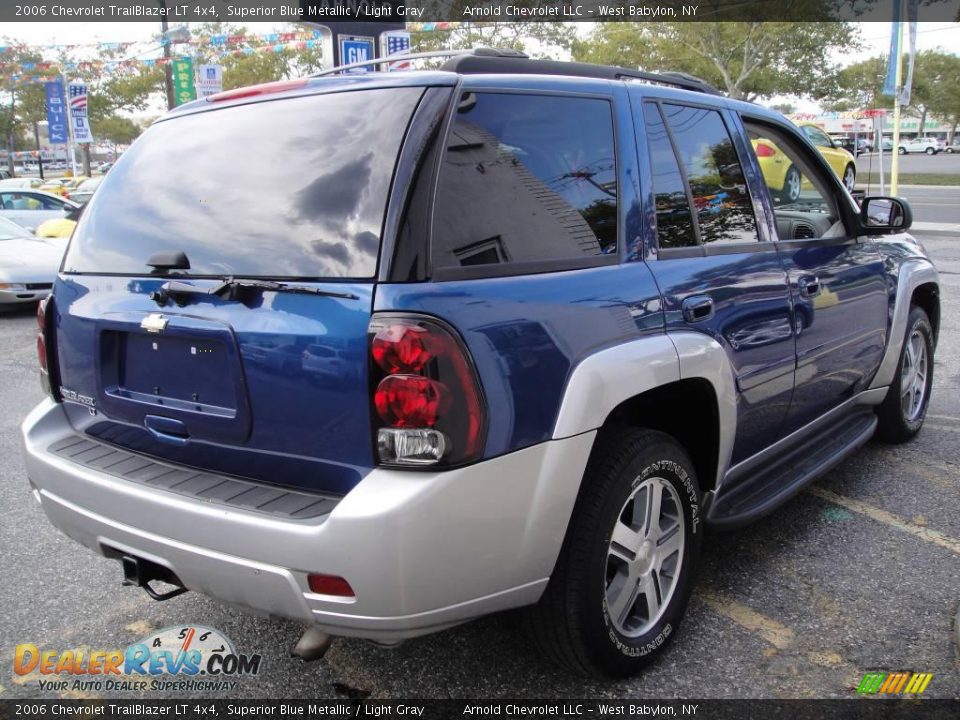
[830,135,871,156]
[756,124,857,200]
[0,216,65,308]
[35,204,84,239]
[897,137,940,154]
[67,176,103,205]
[0,189,79,232]
[797,124,858,191]
[945,139,960,153]
[21,51,939,679]
[38,178,72,198]
[0,177,44,190]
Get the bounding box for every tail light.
[369,314,485,467]
[755,142,776,158]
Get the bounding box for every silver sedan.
[0,188,79,233]
[0,217,66,307]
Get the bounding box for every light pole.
[159,1,175,110]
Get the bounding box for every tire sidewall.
[582,441,702,675]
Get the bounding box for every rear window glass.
[64,87,424,278]
[432,92,617,271]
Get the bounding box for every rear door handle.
[681,295,714,323]
[798,275,821,298]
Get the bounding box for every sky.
[4,21,959,113]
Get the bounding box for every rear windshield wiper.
[150,277,358,308]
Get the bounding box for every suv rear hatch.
[53,83,430,495]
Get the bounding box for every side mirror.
[860,196,912,233]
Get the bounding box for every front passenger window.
[744,120,842,241]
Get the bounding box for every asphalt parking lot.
[1,234,958,701]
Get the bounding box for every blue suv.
[22,50,940,678]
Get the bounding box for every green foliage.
[574,22,858,101]
[410,21,576,59]
[95,115,141,147]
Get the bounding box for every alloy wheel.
[605,477,685,638]
[901,329,929,423]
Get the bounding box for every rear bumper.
[21,399,594,642]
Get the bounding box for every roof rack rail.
[311,47,722,97]
[311,47,528,77]
[439,54,723,96]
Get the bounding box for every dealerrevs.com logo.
[14,625,262,693]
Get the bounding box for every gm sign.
[340,36,375,70]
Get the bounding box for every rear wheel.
[876,306,934,443]
[527,428,702,678]
[925,147,936,155]
[781,166,802,203]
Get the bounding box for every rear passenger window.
[645,103,759,248]
[642,104,697,249]
[432,92,617,272]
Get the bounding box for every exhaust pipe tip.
[291,626,335,662]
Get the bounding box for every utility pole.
[160,0,175,110]
[33,121,44,180]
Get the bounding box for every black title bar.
[3,0,960,23]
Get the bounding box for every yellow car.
[753,123,857,202]
[35,204,83,239]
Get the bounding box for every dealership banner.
[44,79,68,144]
[195,64,223,98]
[0,0,958,23]
[0,699,958,718]
[67,81,92,144]
[172,57,197,106]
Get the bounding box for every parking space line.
[807,487,960,556]
[697,587,795,649]
[927,414,960,423]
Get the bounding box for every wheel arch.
[911,281,940,347]
[869,259,940,390]
[552,331,737,493]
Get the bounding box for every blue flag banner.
[44,79,68,144]
[882,0,902,97]
[900,0,919,106]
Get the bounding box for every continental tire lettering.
[606,623,673,657]
[636,460,700,535]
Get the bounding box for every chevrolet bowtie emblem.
[140,313,169,334]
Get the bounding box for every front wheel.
[876,306,934,443]
[898,146,907,155]
[526,429,702,678]
[842,163,856,192]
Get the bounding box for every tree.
[410,21,576,60]
[0,41,48,172]
[574,22,858,102]
[818,55,891,111]
[908,50,960,135]
[95,115,141,152]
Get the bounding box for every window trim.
[427,86,621,282]
[644,101,766,258]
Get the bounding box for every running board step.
[707,409,877,528]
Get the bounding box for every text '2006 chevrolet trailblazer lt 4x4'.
[22,49,940,678]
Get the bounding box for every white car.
[0,189,79,232]
[897,137,940,155]
[0,217,65,308]
[0,177,44,190]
